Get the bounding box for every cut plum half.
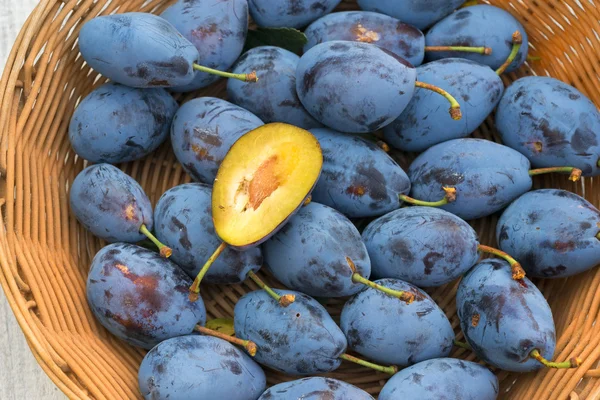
[189,123,323,306]
[213,123,323,248]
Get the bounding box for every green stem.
[425,46,492,55]
[347,257,413,303]
[189,242,227,301]
[140,224,172,258]
[527,55,541,61]
[415,81,462,120]
[399,187,456,207]
[247,271,295,307]
[496,31,523,75]
[453,339,472,350]
[529,166,582,182]
[530,349,581,369]
[193,63,258,82]
[195,325,257,356]
[339,353,398,375]
[478,244,525,280]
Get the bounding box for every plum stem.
[415,81,462,120]
[303,195,312,206]
[530,349,581,369]
[460,0,479,8]
[189,242,227,300]
[453,339,472,350]
[339,353,398,375]
[139,224,172,258]
[527,55,541,61]
[193,63,258,82]
[194,325,258,356]
[529,167,582,181]
[347,257,414,303]
[399,187,457,207]
[478,244,526,280]
[247,271,295,307]
[424,46,492,55]
[496,31,523,75]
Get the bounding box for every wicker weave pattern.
[1,0,599,398]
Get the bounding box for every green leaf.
[205,318,235,336]
[244,27,308,54]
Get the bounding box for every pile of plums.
[68,0,599,399]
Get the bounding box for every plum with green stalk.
[263,202,415,302]
[70,163,172,257]
[187,123,323,307]
[456,258,582,372]
[78,12,258,88]
[234,289,399,375]
[384,31,524,152]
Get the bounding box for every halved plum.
[213,123,323,248]
[189,123,323,306]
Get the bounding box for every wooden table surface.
[0,1,67,398]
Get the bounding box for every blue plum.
[425,5,528,73]
[303,11,425,66]
[379,358,499,400]
[227,47,322,129]
[357,0,465,30]
[139,335,266,400]
[87,243,206,349]
[79,12,198,88]
[68,82,178,164]
[407,138,533,220]
[340,278,454,366]
[161,0,248,92]
[384,58,504,152]
[262,202,371,298]
[457,259,556,372]
[154,183,262,284]
[496,76,600,176]
[310,128,411,218]
[362,207,480,287]
[248,0,341,29]
[296,41,417,133]
[234,289,347,375]
[171,97,263,183]
[258,377,374,400]
[497,189,600,278]
[70,164,153,243]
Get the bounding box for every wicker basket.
[2,0,600,398]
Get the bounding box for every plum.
[138,335,266,400]
[161,0,248,92]
[379,358,498,400]
[87,243,206,349]
[425,5,528,72]
[258,377,374,399]
[234,289,347,375]
[362,207,480,287]
[227,46,322,130]
[171,97,264,184]
[70,164,170,255]
[496,76,600,176]
[407,138,581,220]
[78,13,198,88]
[248,0,341,29]
[457,259,580,372]
[263,202,415,301]
[357,0,465,30]
[68,82,177,164]
[309,128,410,218]
[296,41,461,133]
[340,278,454,366]
[497,189,600,278]
[384,58,504,152]
[304,11,426,66]
[154,183,262,284]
